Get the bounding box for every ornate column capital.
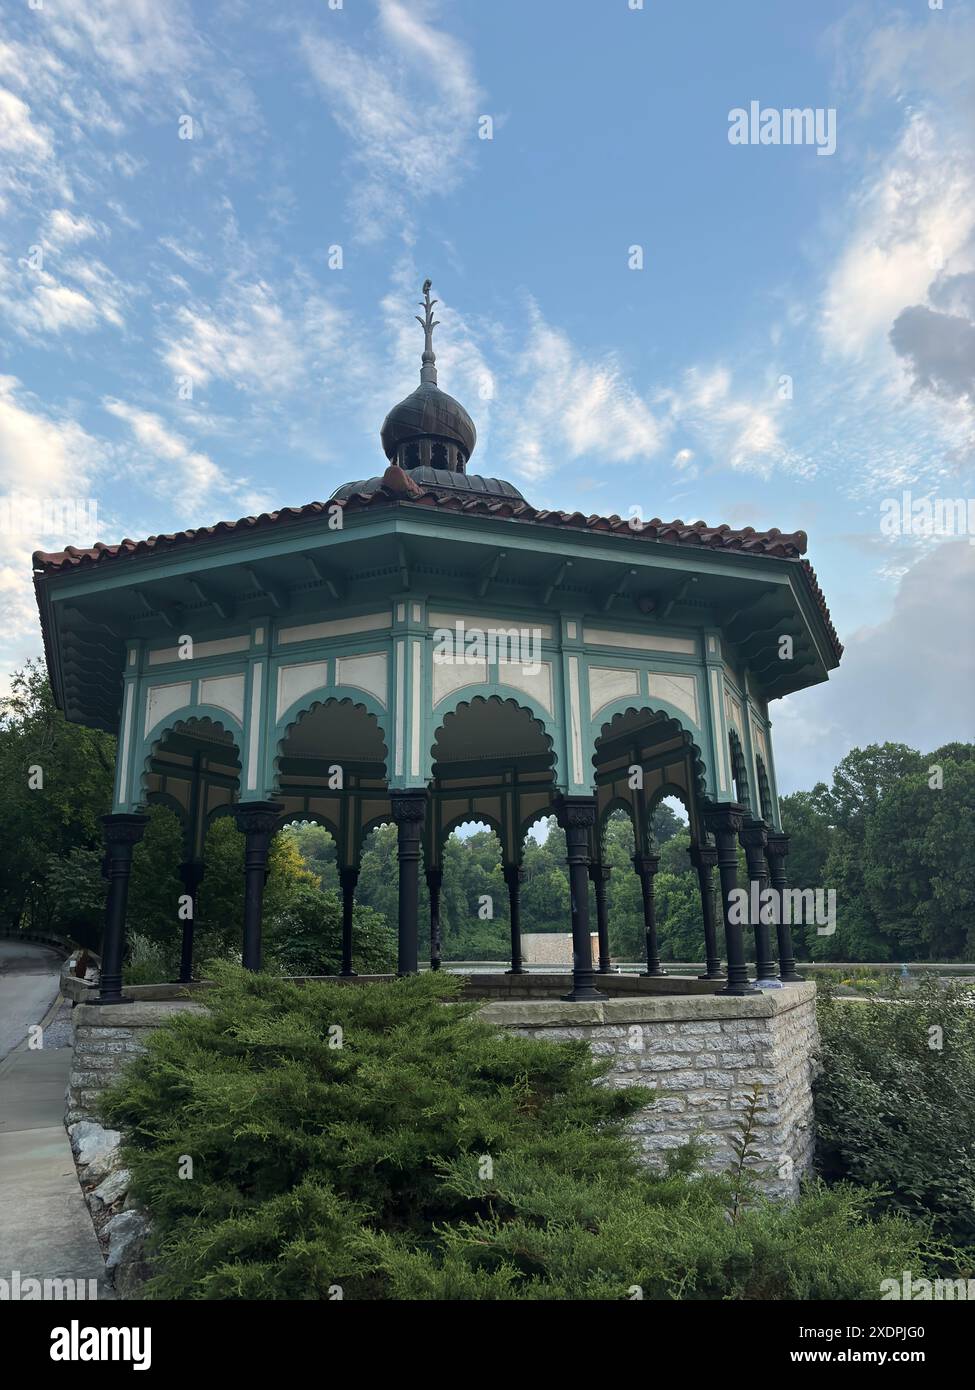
[101,812,149,851]
[503,864,526,887]
[339,864,361,888]
[739,817,769,854]
[765,830,791,861]
[232,800,284,837]
[588,863,612,885]
[632,852,660,876]
[688,843,718,871]
[703,802,747,838]
[390,789,429,823]
[425,866,443,889]
[554,794,597,831]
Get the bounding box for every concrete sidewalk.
[0,1013,111,1299]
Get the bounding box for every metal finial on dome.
[415,278,439,385]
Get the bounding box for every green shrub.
[123,932,178,985]
[101,967,936,1300]
[815,979,975,1250]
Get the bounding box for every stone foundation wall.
[479,984,818,1199]
[66,984,818,1199]
[66,1001,204,1126]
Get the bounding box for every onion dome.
[378,280,477,472]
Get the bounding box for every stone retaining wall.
[66,1001,205,1126]
[66,984,818,1199]
[480,984,818,1199]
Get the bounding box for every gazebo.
[33,281,842,1004]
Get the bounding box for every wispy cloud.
[301,0,483,240]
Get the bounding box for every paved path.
[0,941,110,1298]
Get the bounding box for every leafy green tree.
[0,661,114,931]
[263,882,395,975]
[816,978,975,1249]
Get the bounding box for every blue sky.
[1,0,973,790]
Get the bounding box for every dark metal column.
[96,813,149,1004]
[176,860,205,984]
[339,866,360,977]
[589,863,613,973]
[232,801,283,972]
[766,831,804,982]
[688,842,724,979]
[503,865,526,974]
[391,790,427,977]
[633,852,665,977]
[425,866,443,972]
[704,804,758,997]
[555,795,604,1002]
[740,818,777,983]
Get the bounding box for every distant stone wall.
[66,984,818,1200]
[479,984,818,1199]
[521,932,600,966]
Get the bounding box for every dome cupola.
[379,280,477,472]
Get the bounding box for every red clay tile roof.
[32,465,841,658]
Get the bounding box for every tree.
[0,661,114,932]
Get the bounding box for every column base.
[779,969,805,983]
[561,983,607,1002]
[698,970,725,980]
[339,969,358,979]
[720,981,760,997]
[641,968,667,978]
[90,994,129,1006]
[505,967,527,975]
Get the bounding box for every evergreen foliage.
[100,968,935,1300]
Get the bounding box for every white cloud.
[102,396,251,518]
[301,0,482,240]
[0,251,129,338]
[0,86,53,160]
[43,208,101,247]
[160,280,342,395]
[0,376,107,651]
[499,307,667,483]
[671,366,805,478]
[774,542,975,791]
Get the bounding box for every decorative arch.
[276,809,342,843]
[755,754,774,823]
[596,793,635,853]
[275,684,390,745]
[727,728,752,812]
[438,810,505,849]
[138,712,242,809]
[645,779,698,845]
[517,803,559,855]
[592,703,710,806]
[143,702,244,749]
[273,695,390,793]
[429,693,560,787]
